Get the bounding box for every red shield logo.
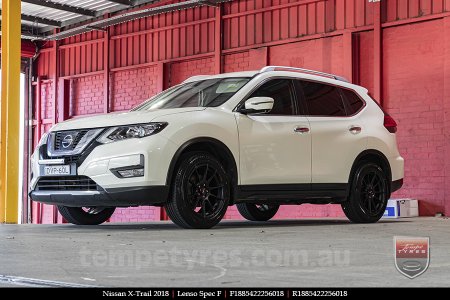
[394,236,430,279]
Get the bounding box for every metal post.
[0,0,22,223]
[214,4,222,74]
[373,0,383,104]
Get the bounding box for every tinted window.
[299,81,346,116]
[340,88,364,115]
[249,79,295,115]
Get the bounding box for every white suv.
[30,66,404,228]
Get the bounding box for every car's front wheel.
[165,152,230,229]
[57,206,115,225]
[342,162,389,223]
[237,203,279,221]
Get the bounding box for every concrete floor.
[0,217,449,287]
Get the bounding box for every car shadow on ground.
[47,218,411,232]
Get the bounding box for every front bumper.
[29,185,169,207]
[29,131,178,207]
[31,135,178,190]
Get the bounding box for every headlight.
[38,132,49,146]
[97,122,167,144]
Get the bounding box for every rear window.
[299,80,347,117]
[340,88,365,115]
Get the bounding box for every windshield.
[132,77,250,111]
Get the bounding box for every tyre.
[342,162,389,223]
[236,203,279,221]
[57,206,115,225]
[165,152,230,229]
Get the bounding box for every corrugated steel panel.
[222,0,374,50]
[21,2,85,23]
[47,0,450,77]
[384,0,449,22]
[110,5,215,68]
[0,0,125,24]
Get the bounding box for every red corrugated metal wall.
[32,0,450,223]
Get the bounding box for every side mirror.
[240,97,274,114]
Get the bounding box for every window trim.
[294,78,366,118]
[233,77,299,116]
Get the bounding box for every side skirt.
[235,183,348,205]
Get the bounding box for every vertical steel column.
[373,0,383,104]
[104,14,111,114]
[51,31,59,223]
[342,32,354,83]
[444,17,450,217]
[156,63,164,93]
[0,0,21,223]
[52,31,59,124]
[214,4,223,74]
[35,78,42,145]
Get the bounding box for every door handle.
[294,126,310,134]
[349,126,362,134]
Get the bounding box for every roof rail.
[260,66,349,82]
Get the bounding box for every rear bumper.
[391,178,403,193]
[29,185,169,207]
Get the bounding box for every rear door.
[295,80,367,184]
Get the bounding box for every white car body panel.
[308,112,368,183]
[235,113,311,185]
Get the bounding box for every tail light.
[384,114,397,133]
[366,92,398,133]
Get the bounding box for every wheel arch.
[166,137,239,204]
[348,149,392,196]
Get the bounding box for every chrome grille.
[54,130,89,151]
[36,176,98,191]
[47,128,103,157]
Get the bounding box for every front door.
[236,79,311,186]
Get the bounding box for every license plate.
[43,165,71,176]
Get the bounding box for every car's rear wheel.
[237,203,279,221]
[165,152,230,229]
[342,162,389,223]
[57,206,115,225]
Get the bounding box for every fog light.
[117,168,144,178]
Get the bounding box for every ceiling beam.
[0,9,61,27]
[45,0,232,40]
[19,23,41,33]
[105,0,134,6]
[198,0,220,6]
[0,23,44,41]
[37,0,161,34]
[133,0,159,5]
[21,13,62,27]
[22,0,97,17]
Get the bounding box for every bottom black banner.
[0,287,440,298]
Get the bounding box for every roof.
[183,71,260,83]
[0,0,161,40]
[183,66,355,88]
[0,0,231,41]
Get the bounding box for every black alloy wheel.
[165,152,230,229]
